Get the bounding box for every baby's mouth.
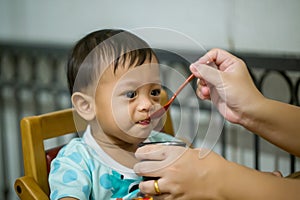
[137,118,151,125]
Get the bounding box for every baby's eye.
[151,89,161,97]
[125,91,137,99]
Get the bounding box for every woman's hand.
[134,145,230,200]
[134,145,298,200]
[190,48,264,124]
[191,49,300,156]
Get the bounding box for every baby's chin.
[124,133,151,145]
[130,125,154,135]
[129,134,150,143]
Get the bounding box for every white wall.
[1,0,300,54]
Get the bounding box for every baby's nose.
[137,96,153,112]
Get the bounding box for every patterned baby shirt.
[49,126,175,200]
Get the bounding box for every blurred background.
[1,0,300,199]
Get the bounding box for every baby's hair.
[67,29,157,94]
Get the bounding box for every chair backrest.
[14,89,174,199]
[15,109,87,199]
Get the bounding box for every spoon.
[149,73,196,119]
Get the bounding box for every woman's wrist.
[194,148,233,200]
[217,160,239,200]
[219,161,264,200]
[238,94,267,130]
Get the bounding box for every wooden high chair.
[14,89,174,200]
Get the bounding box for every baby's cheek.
[112,107,132,129]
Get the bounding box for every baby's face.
[94,57,161,145]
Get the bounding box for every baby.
[49,29,175,199]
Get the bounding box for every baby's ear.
[71,92,95,121]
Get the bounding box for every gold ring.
[154,179,161,195]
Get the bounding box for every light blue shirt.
[49,126,175,200]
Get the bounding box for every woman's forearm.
[222,161,300,200]
[240,98,300,156]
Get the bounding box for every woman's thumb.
[190,62,222,87]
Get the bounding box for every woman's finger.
[134,146,188,174]
[139,178,168,196]
[135,145,168,161]
[134,160,167,174]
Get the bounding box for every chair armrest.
[14,176,49,200]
